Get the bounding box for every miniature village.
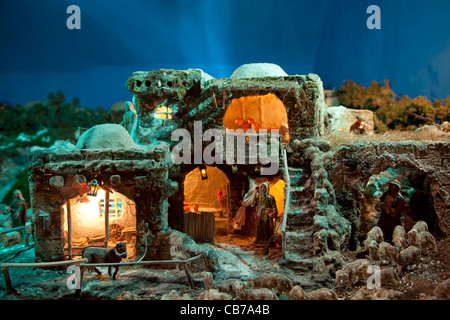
[0,63,449,301]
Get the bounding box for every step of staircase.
[284,252,314,271]
[285,207,315,230]
[283,230,314,256]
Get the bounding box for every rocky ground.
[0,233,448,300]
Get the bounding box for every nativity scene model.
[1,63,449,301]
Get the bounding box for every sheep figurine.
[201,271,215,290]
[289,285,338,300]
[200,271,247,297]
[366,239,380,263]
[247,273,294,295]
[387,245,421,275]
[407,228,437,253]
[356,261,400,289]
[392,225,407,250]
[199,289,232,300]
[334,269,349,292]
[232,283,278,300]
[364,226,384,245]
[411,220,429,232]
[334,259,370,291]
[82,241,127,280]
[377,241,394,264]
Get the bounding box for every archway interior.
[223,93,289,142]
[362,167,439,236]
[183,165,285,247]
[62,188,136,259]
[183,166,230,243]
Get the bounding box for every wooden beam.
[66,200,72,260]
[2,267,13,293]
[1,258,88,269]
[182,264,194,289]
[104,190,110,248]
[78,255,202,268]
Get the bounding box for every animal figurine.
[82,242,127,280]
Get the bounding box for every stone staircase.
[282,164,319,271]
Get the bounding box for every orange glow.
[223,93,288,132]
[154,106,173,119]
[86,179,99,196]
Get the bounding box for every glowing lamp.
[199,165,208,180]
[154,106,173,119]
[87,179,99,197]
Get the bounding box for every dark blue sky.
[1,0,449,110]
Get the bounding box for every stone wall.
[28,147,218,270]
[328,139,450,236]
[283,137,449,282]
[126,69,328,147]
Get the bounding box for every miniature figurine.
[81,241,128,280]
[350,116,366,134]
[120,101,137,134]
[376,180,406,242]
[251,182,278,246]
[9,190,27,228]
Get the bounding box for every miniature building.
[28,64,450,277]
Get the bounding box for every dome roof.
[230,63,288,79]
[76,124,139,149]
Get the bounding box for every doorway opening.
[183,166,230,243]
[62,188,137,260]
[223,93,289,143]
[362,167,440,237]
[183,165,286,250]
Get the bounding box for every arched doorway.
[183,166,230,243]
[361,167,441,237]
[62,188,137,260]
[182,164,286,249]
[223,93,289,143]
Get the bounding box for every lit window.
[100,198,122,218]
[154,106,173,119]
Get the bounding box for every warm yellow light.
[87,179,99,197]
[154,106,173,119]
[200,167,208,180]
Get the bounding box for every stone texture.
[327,106,375,134]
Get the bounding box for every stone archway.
[330,140,450,239]
[223,93,289,143]
[28,146,219,271]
